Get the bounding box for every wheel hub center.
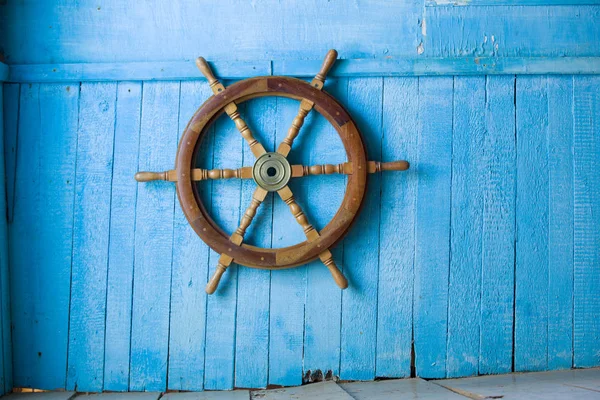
[252,152,292,192]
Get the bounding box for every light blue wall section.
[3,75,600,391]
[1,0,600,393]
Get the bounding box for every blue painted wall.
[1,0,600,393]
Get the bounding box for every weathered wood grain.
[268,96,308,387]
[130,82,179,391]
[104,82,142,391]
[9,83,40,388]
[479,76,516,375]
[167,81,211,391]
[4,73,600,390]
[375,77,418,378]
[426,6,600,58]
[546,76,574,370]
[20,83,79,389]
[204,90,244,390]
[413,77,453,378]
[302,78,346,380]
[0,1,421,64]
[67,82,117,391]
[273,57,600,77]
[515,76,549,372]
[234,97,275,389]
[340,78,382,381]
[447,76,485,378]
[0,83,16,394]
[573,76,600,368]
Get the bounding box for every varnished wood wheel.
[135,50,409,294]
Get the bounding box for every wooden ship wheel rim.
[176,76,368,271]
[135,50,409,294]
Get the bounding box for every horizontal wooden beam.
[426,0,599,5]
[274,57,600,77]
[5,57,600,83]
[7,61,272,83]
[0,63,8,82]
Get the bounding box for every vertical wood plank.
[203,90,244,391]
[234,97,276,389]
[479,76,516,375]
[414,76,453,379]
[0,83,6,394]
[546,76,574,371]
[3,84,19,223]
[13,83,79,389]
[130,81,179,391]
[302,78,346,380]
[340,77,382,381]
[376,77,418,378]
[38,84,79,389]
[67,82,117,392]
[268,97,308,387]
[104,82,142,391]
[447,76,486,378]
[573,76,600,368]
[0,83,17,393]
[515,76,549,372]
[168,80,211,391]
[10,83,40,388]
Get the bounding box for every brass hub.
[252,152,292,192]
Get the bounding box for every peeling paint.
[417,42,425,54]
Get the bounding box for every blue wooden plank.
[67,82,117,392]
[340,78,382,381]
[375,77,418,379]
[427,0,600,5]
[3,84,19,223]
[268,97,309,387]
[302,78,346,380]
[515,76,549,372]
[0,82,6,395]
[10,83,40,388]
[8,61,271,83]
[104,82,142,391]
[426,6,600,58]
[7,57,600,84]
[413,77,453,379]
[204,90,244,391]
[546,76,574,370]
[0,1,421,64]
[19,83,78,390]
[273,57,600,78]
[447,77,486,378]
[1,83,18,393]
[36,84,80,390]
[234,97,276,389]
[479,76,516,375]
[130,81,179,391]
[167,80,211,391]
[573,76,600,368]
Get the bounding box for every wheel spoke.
[196,57,267,158]
[134,166,253,182]
[277,185,348,289]
[206,186,269,294]
[276,50,338,157]
[289,160,410,178]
